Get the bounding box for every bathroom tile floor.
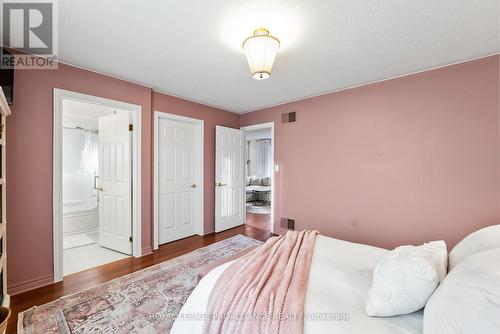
[63,232,130,276]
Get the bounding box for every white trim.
[153,111,204,250]
[238,53,500,114]
[51,52,500,114]
[241,122,275,234]
[7,47,498,114]
[53,89,142,283]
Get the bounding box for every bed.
[171,235,423,334]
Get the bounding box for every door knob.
[96,186,104,192]
[190,184,197,188]
[217,182,227,187]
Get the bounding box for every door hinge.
[129,124,133,132]
[129,236,133,242]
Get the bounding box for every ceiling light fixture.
[242,28,280,80]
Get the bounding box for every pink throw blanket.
[203,230,318,334]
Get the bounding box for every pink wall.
[241,55,500,249]
[152,92,240,234]
[7,54,499,295]
[6,63,236,294]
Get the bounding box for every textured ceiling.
[58,0,500,113]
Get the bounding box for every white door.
[215,125,245,232]
[157,117,201,244]
[98,113,132,255]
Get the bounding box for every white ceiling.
[245,128,272,141]
[63,99,115,119]
[58,0,500,113]
[62,99,120,129]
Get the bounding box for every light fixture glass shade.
[242,28,280,80]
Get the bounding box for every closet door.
[98,113,132,255]
[157,116,201,245]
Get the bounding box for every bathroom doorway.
[53,89,142,281]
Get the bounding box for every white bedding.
[171,235,423,334]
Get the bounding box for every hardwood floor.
[7,225,272,334]
[246,212,272,231]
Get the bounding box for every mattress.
[171,235,423,334]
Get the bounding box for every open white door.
[215,125,245,232]
[98,113,132,255]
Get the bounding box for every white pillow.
[424,248,500,334]
[365,241,447,317]
[448,224,500,270]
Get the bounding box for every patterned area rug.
[19,235,262,334]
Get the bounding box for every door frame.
[153,111,204,250]
[240,122,275,234]
[53,89,142,282]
